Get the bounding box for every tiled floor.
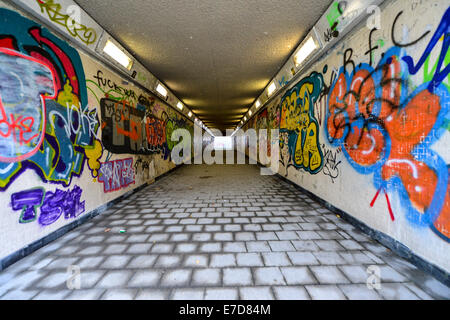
[0,163,449,300]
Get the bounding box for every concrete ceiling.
[75,0,333,131]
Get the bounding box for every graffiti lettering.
[0,48,56,163]
[326,33,449,241]
[322,145,342,183]
[36,0,97,45]
[280,72,324,174]
[0,10,98,189]
[11,185,85,226]
[98,158,135,193]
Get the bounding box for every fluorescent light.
[267,82,276,96]
[294,37,318,67]
[103,40,133,70]
[177,102,184,110]
[249,110,252,116]
[156,83,168,97]
[188,111,193,117]
[244,116,247,121]
[255,100,261,108]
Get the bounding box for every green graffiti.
[326,1,344,28]
[424,45,450,91]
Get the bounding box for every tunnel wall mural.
[0,4,194,261]
[244,0,450,272]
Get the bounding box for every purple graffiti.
[10,185,85,226]
[10,188,44,223]
[98,158,135,193]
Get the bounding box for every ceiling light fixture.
[294,37,318,67]
[177,102,184,110]
[103,40,134,70]
[156,83,168,97]
[255,100,261,108]
[188,111,193,117]
[267,82,277,96]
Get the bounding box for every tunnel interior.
[0,0,449,300]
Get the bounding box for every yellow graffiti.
[84,139,103,178]
[281,81,322,172]
[36,0,97,45]
[57,79,80,107]
[294,121,322,170]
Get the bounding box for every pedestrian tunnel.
[0,0,449,300]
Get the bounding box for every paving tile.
[273,286,310,300]
[135,289,169,300]
[127,243,152,254]
[65,289,105,300]
[268,241,295,252]
[160,270,192,287]
[154,255,183,268]
[236,253,264,267]
[291,240,319,251]
[200,242,222,252]
[32,290,70,300]
[172,288,205,300]
[280,267,317,285]
[103,244,128,255]
[0,290,39,300]
[210,254,237,267]
[223,268,253,286]
[377,283,420,300]
[80,271,105,288]
[276,231,299,240]
[151,244,174,253]
[101,255,132,269]
[192,269,222,286]
[310,266,350,284]
[254,267,286,285]
[287,252,319,265]
[313,252,347,265]
[339,239,364,250]
[305,285,347,300]
[127,255,158,268]
[96,271,133,288]
[262,252,291,267]
[101,289,137,300]
[175,243,198,253]
[256,232,278,241]
[339,284,382,300]
[339,265,370,283]
[240,287,274,300]
[235,232,256,241]
[128,270,162,287]
[223,242,246,253]
[246,241,271,252]
[184,255,209,267]
[205,288,238,300]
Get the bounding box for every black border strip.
[0,163,185,272]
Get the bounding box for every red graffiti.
[328,51,449,239]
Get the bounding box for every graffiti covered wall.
[0,4,193,260]
[245,0,450,272]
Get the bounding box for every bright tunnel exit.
[214,136,234,151]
